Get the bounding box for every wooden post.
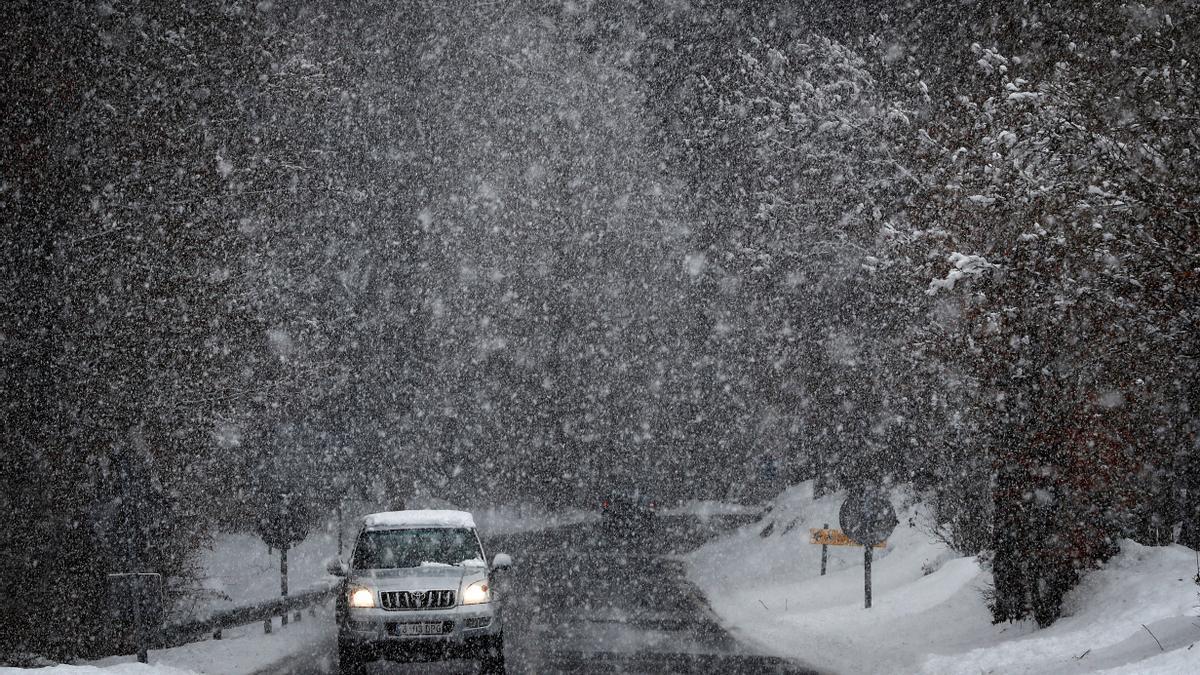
[820,523,829,576]
[864,546,873,609]
[280,545,289,627]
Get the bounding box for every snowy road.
[259,515,812,674]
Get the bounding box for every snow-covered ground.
[0,607,334,675]
[65,606,332,675]
[184,529,340,618]
[687,481,1200,674]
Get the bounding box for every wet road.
[261,515,813,674]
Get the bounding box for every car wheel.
[478,635,505,674]
[338,642,367,675]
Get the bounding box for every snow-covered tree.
[898,6,1199,624]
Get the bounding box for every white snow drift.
[687,481,1200,674]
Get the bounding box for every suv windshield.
[352,528,484,570]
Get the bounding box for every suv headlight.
[461,579,490,605]
[348,587,376,608]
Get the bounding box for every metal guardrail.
[158,582,340,648]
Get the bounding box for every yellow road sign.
[810,528,886,548]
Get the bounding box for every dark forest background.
[2,0,1197,659]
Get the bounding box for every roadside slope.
[687,481,1200,674]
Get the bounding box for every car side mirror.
[491,553,513,571]
[325,557,348,577]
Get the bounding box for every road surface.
[260,514,814,674]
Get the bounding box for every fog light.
[463,616,492,629]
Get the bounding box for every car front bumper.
[338,604,501,659]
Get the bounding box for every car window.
[352,528,484,569]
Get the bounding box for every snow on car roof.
[361,509,476,530]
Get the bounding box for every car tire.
[338,642,367,675]
[478,635,505,674]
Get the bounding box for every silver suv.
[328,510,512,674]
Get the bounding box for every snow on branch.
[927,252,997,294]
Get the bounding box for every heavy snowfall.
[2,1,1197,674]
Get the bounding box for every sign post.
[820,523,829,576]
[254,489,312,631]
[838,487,898,610]
[809,525,887,584]
[864,547,872,608]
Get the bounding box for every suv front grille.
[379,590,456,610]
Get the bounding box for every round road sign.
[838,488,898,546]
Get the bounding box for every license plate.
[391,622,448,636]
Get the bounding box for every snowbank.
[687,481,1200,674]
